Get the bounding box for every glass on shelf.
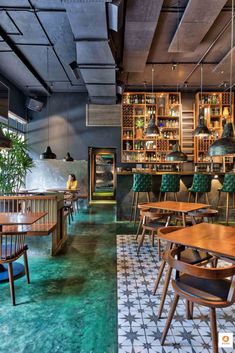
[156,95,166,115]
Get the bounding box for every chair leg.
[160,294,179,345]
[152,259,166,295]
[164,193,167,201]
[130,191,135,222]
[205,192,210,205]
[135,217,142,240]
[210,308,218,353]
[133,192,139,225]
[151,230,155,247]
[23,251,30,284]
[186,300,192,319]
[137,228,146,254]
[147,192,150,202]
[174,193,178,202]
[8,262,16,306]
[187,191,191,202]
[157,239,161,259]
[158,192,162,202]
[217,191,221,209]
[157,266,172,318]
[226,193,229,225]
[195,192,198,203]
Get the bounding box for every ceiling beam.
[123,0,163,72]
[0,24,52,95]
[168,0,228,53]
[213,47,235,72]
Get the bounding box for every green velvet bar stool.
[187,173,212,204]
[130,173,152,223]
[159,174,180,201]
[217,173,235,225]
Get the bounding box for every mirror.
[0,81,9,120]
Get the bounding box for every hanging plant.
[0,128,34,194]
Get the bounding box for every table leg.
[182,213,186,227]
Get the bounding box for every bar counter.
[116,171,230,221]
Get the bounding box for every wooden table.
[0,212,47,282]
[139,201,210,227]
[46,189,88,198]
[158,222,235,259]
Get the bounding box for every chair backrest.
[158,226,185,236]
[133,173,152,192]
[167,246,235,303]
[221,174,235,193]
[0,231,27,263]
[191,173,212,192]
[160,174,180,192]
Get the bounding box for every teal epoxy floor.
[0,205,131,353]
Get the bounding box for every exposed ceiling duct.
[168,0,228,53]
[123,0,163,72]
[65,0,121,103]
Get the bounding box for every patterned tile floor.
[117,234,235,353]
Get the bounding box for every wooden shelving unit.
[194,92,234,163]
[121,92,182,163]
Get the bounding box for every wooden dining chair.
[161,246,235,353]
[137,211,173,255]
[153,226,214,318]
[0,230,30,305]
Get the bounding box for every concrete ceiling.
[0,0,234,101]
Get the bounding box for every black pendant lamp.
[193,64,211,137]
[63,152,74,162]
[0,128,12,149]
[208,0,235,157]
[166,143,187,162]
[40,145,56,159]
[40,47,57,160]
[145,65,159,137]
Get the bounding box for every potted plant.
[0,129,34,195]
[135,118,144,139]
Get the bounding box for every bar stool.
[130,173,152,223]
[217,173,235,225]
[187,173,212,204]
[158,174,180,201]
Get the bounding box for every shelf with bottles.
[194,91,234,163]
[121,92,182,163]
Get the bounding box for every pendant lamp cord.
[47,46,49,145]
[151,64,154,94]
[200,63,203,105]
[230,0,234,121]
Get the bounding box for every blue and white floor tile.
[117,234,235,353]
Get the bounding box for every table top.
[158,222,235,259]
[0,212,47,225]
[139,201,210,213]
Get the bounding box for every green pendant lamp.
[145,65,159,137]
[208,0,235,157]
[166,143,187,161]
[193,64,211,137]
[63,152,74,162]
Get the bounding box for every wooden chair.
[161,246,235,353]
[153,226,215,318]
[137,211,173,255]
[0,230,30,305]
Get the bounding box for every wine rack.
[121,92,182,163]
[194,92,234,163]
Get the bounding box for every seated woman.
[64,174,78,201]
[66,174,78,190]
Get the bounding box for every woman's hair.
[69,174,76,181]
